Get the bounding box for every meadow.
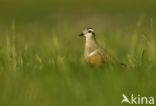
[0,1,156,106]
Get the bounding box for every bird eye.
[88,30,92,33]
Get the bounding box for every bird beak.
[79,33,84,36]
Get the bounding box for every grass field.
[0,1,156,106]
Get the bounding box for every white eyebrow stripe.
[88,50,98,57]
[88,29,94,32]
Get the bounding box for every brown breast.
[86,50,109,66]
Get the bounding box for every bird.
[79,27,126,66]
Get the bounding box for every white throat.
[84,34,98,56]
[84,33,94,40]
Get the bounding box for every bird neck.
[85,36,98,55]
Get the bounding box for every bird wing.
[97,47,112,62]
[98,46,126,66]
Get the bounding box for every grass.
[0,18,156,106]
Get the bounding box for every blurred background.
[0,0,156,48]
[0,0,156,25]
[0,0,156,106]
[0,0,156,41]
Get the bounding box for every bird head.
[79,28,95,38]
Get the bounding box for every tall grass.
[0,18,156,106]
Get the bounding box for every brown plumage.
[79,28,125,66]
